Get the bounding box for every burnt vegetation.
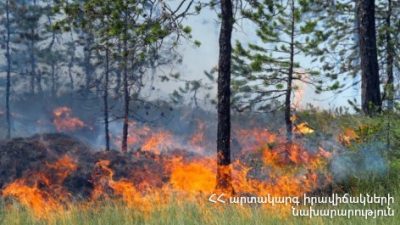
[0,0,399,221]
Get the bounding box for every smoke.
[330,142,388,182]
[2,93,389,186]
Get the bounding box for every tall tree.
[357,0,382,115]
[60,0,196,152]
[5,0,12,138]
[377,0,400,111]
[311,0,399,112]
[382,0,394,110]
[121,7,129,153]
[103,46,110,151]
[284,0,296,141]
[216,0,234,193]
[231,0,326,140]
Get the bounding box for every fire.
[125,121,151,146]
[2,156,77,217]
[141,131,173,154]
[169,158,216,193]
[338,127,359,145]
[1,116,333,219]
[2,179,61,216]
[90,160,156,211]
[229,127,330,201]
[291,115,314,135]
[190,120,207,153]
[294,122,314,134]
[235,128,277,153]
[114,121,175,153]
[53,107,85,132]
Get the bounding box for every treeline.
[0,0,198,149]
[214,0,400,192]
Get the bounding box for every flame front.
[53,107,85,132]
[2,156,77,217]
[1,117,333,219]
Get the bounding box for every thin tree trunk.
[285,0,295,142]
[104,47,110,151]
[357,0,382,115]
[216,0,234,193]
[121,12,129,153]
[384,0,394,111]
[37,70,42,95]
[68,61,74,92]
[51,64,56,96]
[30,28,36,95]
[29,0,37,95]
[84,33,94,94]
[48,14,57,97]
[5,0,11,138]
[68,30,75,92]
[115,41,122,96]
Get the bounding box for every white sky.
[154,6,362,111]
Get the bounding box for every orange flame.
[2,156,77,217]
[53,107,85,132]
[338,128,359,145]
[169,157,216,193]
[294,122,314,135]
[114,121,175,153]
[2,116,333,218]
[90,160,157,211]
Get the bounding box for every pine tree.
[232,0,326,140]
[0,0,14,138]
[314,0,398,113]
[376,0,400,111]
[216,0,234,194]
[357,0,382,115]
[14,0,45,95]
[59,0,197,152]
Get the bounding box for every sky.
[0,1,362,112]
[153,5,362,112]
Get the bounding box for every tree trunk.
[37,70,43,95]
[104,47,110,151]
[357,0,382,115]
[384,0,394,111]
[121,12,129,153]
[68,30,75,93]
[51,64,56,97]
[285,0,295,142]
[29,0,37,95]
[68,50,75,92]
[216,0,234,193]
[30,28,36,95]
[115,41,122,96]
[5,0,11,138]
[84,33,94,94]
[48,14,57,97]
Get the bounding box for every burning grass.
[1,109,399,224]
[1,184,399,225]
[0,127,332,219]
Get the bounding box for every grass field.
[1,182,398,225]
[1,113,399,225]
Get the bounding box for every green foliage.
[0,193,399,225]
[309,0,400,108]
[231,0,328,112]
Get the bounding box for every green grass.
[1,183,398,225]
[1,112,399,225]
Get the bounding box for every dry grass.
[1,186,398,225]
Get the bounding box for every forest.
[0,0,399,224]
